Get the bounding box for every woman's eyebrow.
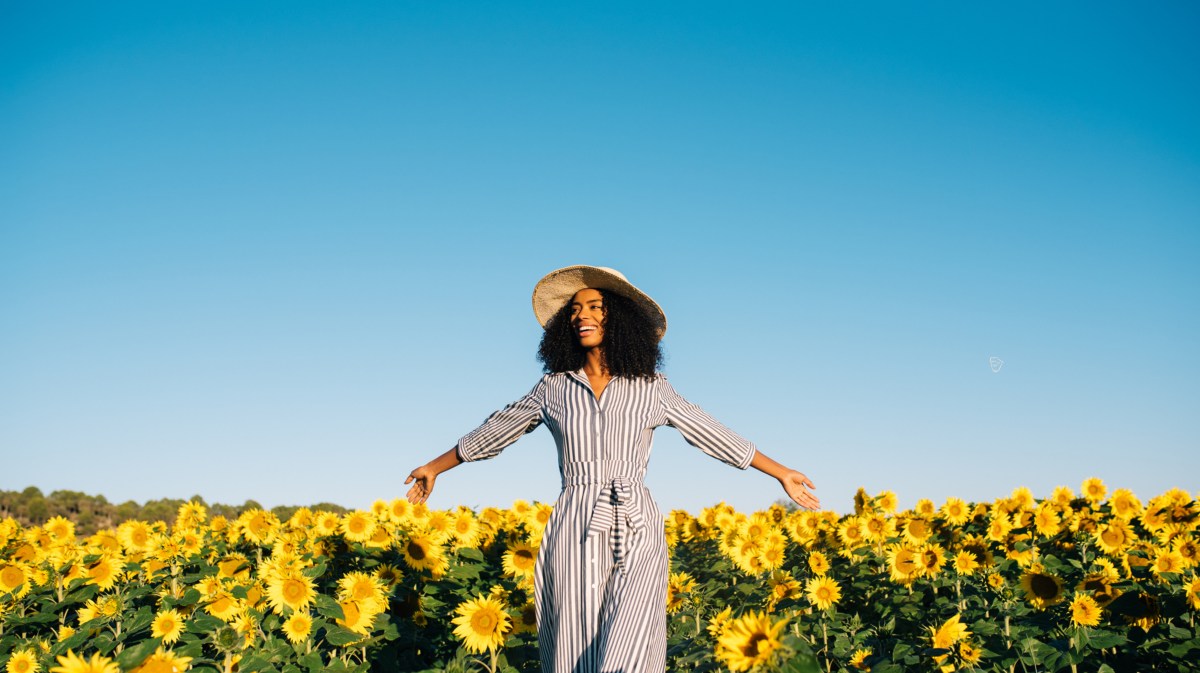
[570,299,604,307]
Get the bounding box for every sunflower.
[861,513,893,542]
[765,570,801,611]
[48,651,120,673]
[205,592,242,622]
[1020,565,1064,610]
[848,647,872,671]
[150,608,185,644]
[666,572,697,613]
[282,612,313,644]
[886,544,922,585]
[837,517,866,548]
[265,569,316,615]
[5,649,39,673]
[1094,520,1134,556]
[805,575,841,611]
[513,600,538,634]
[940,497,970,526]
[715,611,788,672]
[918,543,947,578]
[1069,593,1101,627]
[807,551,830,576]
[0,562,28,597]
[1184,575,1200,610]
[1109,488,1142,520]
[337,571,387,613]
[875,491,898,514]
[1033,505,1062,537]
[1077,571,1121,608]
[929,613,970,650]
[314,512,342,537]
[502,542,538,581]
[175,501,207,528]
[986,571,1006,591]
[452,594,512,654]
[901,517,932,545]
[1151,549,1185,578]
[400,534,444,573]
[118,520,153,552]
[1081,477,1107,504]
[375,563,404,589]
[127,647,192,673]
[451,510,481,548]
[707,605,733,639]
[341,511,376,543]
[985,516,1012,543]
[953,551,979,575]
[958,640,983,666]
[85,555,121,592]
[337,599,378,637]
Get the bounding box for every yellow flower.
[265,569,317,615]
[513,600,538,635]
[875,491,898,514]
[85,555,121,592]
[940,498,970,525]
[886,544,922,585]
[0,563,28,597]
[1109,489,1142,520]
[765,570,801,611]
[314,512,342,537]
[151,608,185,644]
[6,649,39,673]
[501,541,537,581]
[805,575,841,611]
[953,551,979,575]
[1020,566,1065,610]
[1184,575,1200,610]
[959,640,983,666]
[848,647,872,671]
[401,534,444,573]
[666,572,697,613]
[127,647,192,673]
[282,612,313,644]
[901,517,932,545]
[714,611,788,672]
[48,651,120,673]
[1151,549,1185,578]
[1070,594,1102,627]
[1082,477,1107,504]
[929,613,970,650]
[451,595,512,654]
[918,543,947,578]
[336,599,378,637]
[807,551,830,576]
[707,605,733,638]
[337,571,387,614]
[1094,520,1134,556]
[341,511,377,543]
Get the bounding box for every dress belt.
[561,461,648,576]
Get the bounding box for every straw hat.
[532,265,667,339]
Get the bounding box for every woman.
[405,265,819,673]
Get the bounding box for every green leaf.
[187,612,225,634]
[780,637,820,673]
[116,638,163,670]
[324,625,365,646]
[315,594,344,620]
[1097,665,1116,673]
[457,547,484,562]
[299,651,324,673]
[302,563,327,580]
[237,654,272,673]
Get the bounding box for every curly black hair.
[537,288,664,378]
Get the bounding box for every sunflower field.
[2,480,1198,673]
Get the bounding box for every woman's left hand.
[779,470,820,510]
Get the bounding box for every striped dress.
[456,368,757,673]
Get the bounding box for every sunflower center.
[1030,574,1060,599]
[283,578,307,602]
[514,548,534,569]
[741,632,768,656]
[0,566,24,589]
[407,541,427,561]
[472,610,497,633]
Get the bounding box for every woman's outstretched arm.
[750,449,820,510]
[404,446,463,505]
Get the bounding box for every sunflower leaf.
[457,547,484,562]
[315,594,344,620]
[116,637,162,669]
[324,625,365,646]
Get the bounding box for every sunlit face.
[569,288,605,349]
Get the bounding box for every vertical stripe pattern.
[456,369,757,673]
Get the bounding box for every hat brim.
[532,265,667,340]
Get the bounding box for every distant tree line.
[0,487,349,537]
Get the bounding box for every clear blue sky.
[3,1,1197,515]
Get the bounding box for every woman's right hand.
[405,464,438,505]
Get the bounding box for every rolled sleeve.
[658,375,757,470]
[456,377,547,463]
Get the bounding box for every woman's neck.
[582,348,608,377]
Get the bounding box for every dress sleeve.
[455,377,547,463]
[657,375,757,470]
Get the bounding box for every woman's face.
[569,288,605,349]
